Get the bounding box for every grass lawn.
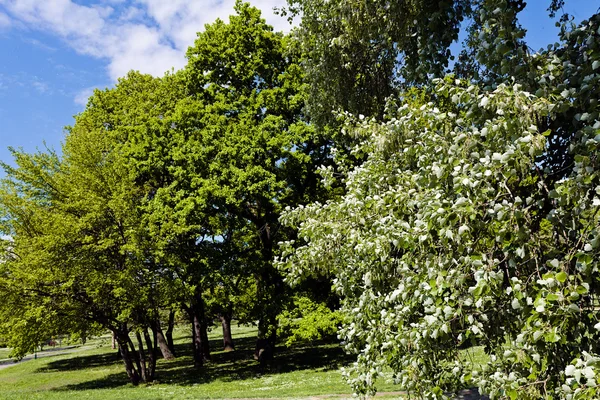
[0,348,11,361]
[0,324,405,399]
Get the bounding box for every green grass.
[0,323,404,399]
[0,348,11,361]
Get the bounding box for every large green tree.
[0,121,165,384]
[67,70,220,368]
[285,0,471,128]
[156,0,330,359]
[67,70,190,364]
[285,0,574,130]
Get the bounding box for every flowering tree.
[278,12,600,399]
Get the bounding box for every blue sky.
[0,0,598,172]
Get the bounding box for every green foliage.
[0,3,337,380]
[158,0,332,344]
[204,276,257,325]
[0,120,160,361]
[277,296,343,346]
[6,0,597,397]
[285,0,471,127]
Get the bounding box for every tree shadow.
[38,351,121,373]
[48,334,352,392]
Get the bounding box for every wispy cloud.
[31,80,49,94]
[0,72,25,91]
[0,11,10,28]
[22,37,57,52]
[0,72,55,96]
[74,86,97,107]
[0,0,290,81]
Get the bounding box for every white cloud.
[119,6,145,22]
[31,80,49,94]
[74,86,97,107]
[0,12,10,28]
[0,0,291,82]
[22,37,57,52]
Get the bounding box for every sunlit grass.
[0,323,405,399]
[0,322,490,399]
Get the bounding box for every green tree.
[285,0,471,128]
[0,125,164,384]
[152,0,330,360]
[70,70,193,362]
[285,0,576,130]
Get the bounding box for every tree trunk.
[253,269,282,362]
[188,289,211,368]
[200,318,211,361]
[127,336,143,380]
[144,327,157,381]
[135,331,148,382]
[115,334,141,385]
[191,310,205,368]
[112,332,116,350]
[154,320,175,360]
[253,221,281,363]
[166,310,176,355]
[220,314,235,351]
[254,321,276,362]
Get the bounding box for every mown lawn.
[0,348,11,361]
[0,324,405,399]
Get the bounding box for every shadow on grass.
[46,334,353,392]
[38,351,122,373]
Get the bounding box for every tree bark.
[188,288,211,367]
[135,331,148,382]
[191,310,205,368]
[253,269,282,362]
[144,327,157,381]
[220,314,235,351]
[254,321,276,362]
[166,310,176,355]
[154,319,175,360]
[115,333,141,385]
[200,318,211,361]
[253,221,281,363]
[127,335,143,380]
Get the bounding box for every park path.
[0,345,80,370]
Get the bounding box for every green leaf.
[556,271,568,283]
[576,285,588,295]
[544,331,561,343]
[546,293,559,302]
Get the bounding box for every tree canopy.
[1,1,600,398]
